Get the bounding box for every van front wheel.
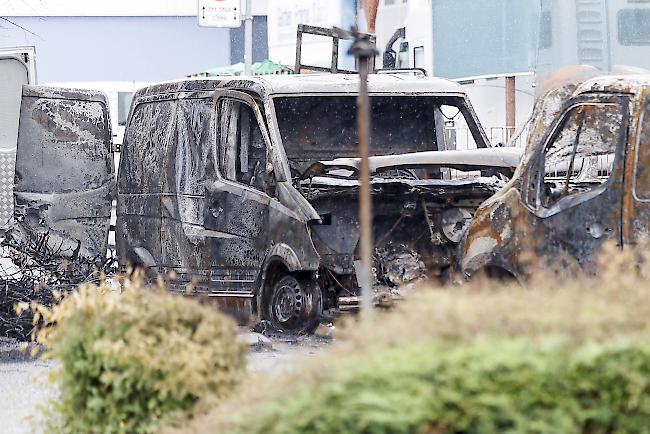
[265,275,322,334]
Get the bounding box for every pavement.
[0,341,54,434]
[0,332,330,434]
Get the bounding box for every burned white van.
[115,74,520,332]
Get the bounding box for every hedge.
[228,338,650,434]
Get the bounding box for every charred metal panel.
[627,91,650,244]
[202,182,269,277]
[116,98,176,268]
[526,96,629,273]
[14,86,114,261]
[160,97,214,272]
[117,90,280,299]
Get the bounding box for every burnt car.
[113,74,522,332]
[462,73,650,279]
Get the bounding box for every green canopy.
[189,60,293,77]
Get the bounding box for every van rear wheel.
[265,275,322,334]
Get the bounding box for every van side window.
[119,100,176,193]
[538,103,622,208]
[218,99,268,193]
[634,102,650,201]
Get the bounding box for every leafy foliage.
[227,340,650,434]
[31,274,246,434]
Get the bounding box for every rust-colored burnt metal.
[462,68,650,280]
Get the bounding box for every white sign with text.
[198,0,241,28]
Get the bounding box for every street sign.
[198,0,241,28]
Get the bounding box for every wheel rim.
[272,278,304,325]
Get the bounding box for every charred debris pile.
[0,221,114,340]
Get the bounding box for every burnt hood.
[301,148,523,179]
[12,85,115,261]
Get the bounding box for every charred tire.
[264,275,322,334]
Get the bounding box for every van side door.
[203,91,273,296]
[524,94,629,271]
[14,86,115,261]
[117,97,176,269]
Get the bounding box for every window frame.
[617,9,650,46]
[524,94,629,217]
[213,91,275,195]
[270,92,490,160]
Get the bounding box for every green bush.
[175,246,650,434]
[229,339,650,434]
[32,275,246,434]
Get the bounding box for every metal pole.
[505,75,516,141]
[357,56,373,316]
[244,0,253,76]
[347,29,378,319]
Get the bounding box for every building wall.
[230,16,269,65]
[267,0,357,70]
[537,0,650,77]
[0,16,232,82]
[432,0,540,79]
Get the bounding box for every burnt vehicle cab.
[116,74,520,332]
[463,75,650,279]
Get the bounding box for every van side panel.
[116,99,176,268]
[159,98,215,280]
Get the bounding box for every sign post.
[243,0,253,76]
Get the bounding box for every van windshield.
[272,95,483,175]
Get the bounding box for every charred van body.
[114,75,522,331]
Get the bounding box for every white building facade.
[267,0,357,70]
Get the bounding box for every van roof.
[576,74,650,96]
[133,73,467,100]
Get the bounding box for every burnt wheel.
[265,275,322,334]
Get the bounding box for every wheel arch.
[255,249,316,316]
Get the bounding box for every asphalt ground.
[0,333,328,434]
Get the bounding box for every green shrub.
[175,246,650,434]
[32,275,246,434]
[228,339,650,434]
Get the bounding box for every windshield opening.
[272,95,483,175]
